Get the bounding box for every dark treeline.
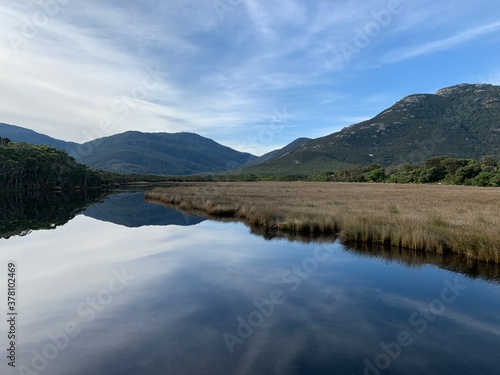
[0,138,103,190]
[315,156,500,186]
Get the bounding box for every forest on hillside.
[0,138,103,190]
[315,156,500,186]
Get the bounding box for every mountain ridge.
[0,123,78,153]
[0,123,256,175]
[73,130,256,175]
[240,83,500,175]
[3,83,499,176]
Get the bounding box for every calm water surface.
[1,192,499,375]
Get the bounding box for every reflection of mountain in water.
[82,192,206,228]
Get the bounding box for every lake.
[1,191,500,375]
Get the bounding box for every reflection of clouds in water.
[0,218,243,354]
[2,214,500,374]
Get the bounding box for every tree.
[0,142,103,190]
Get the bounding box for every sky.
[1,0,500,156]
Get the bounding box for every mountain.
[240,83,500,175]
[242,137,311,167]
[0,123,256,175]
[4,83,499,177]
[0,123,78,152]
[73,131,255,175]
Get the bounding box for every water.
[1,192,500,375]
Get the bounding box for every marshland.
[145,182,500,263]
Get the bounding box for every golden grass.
[145,182,500,263]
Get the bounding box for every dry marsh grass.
[145,182,500,263]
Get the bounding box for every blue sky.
[1,0,500,155]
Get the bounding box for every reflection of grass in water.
[345,243,500,285]
[145,182,500,263]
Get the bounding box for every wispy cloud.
[1,0,499,154]
[381,20,500,64]
[244,0,274,38]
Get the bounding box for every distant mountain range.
[0,123,255,175]
[2,83,499,176]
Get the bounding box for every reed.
[145,182,500,263]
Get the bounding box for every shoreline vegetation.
[145,182,500,263]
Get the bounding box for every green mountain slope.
[74,131,256,175]
[241,83,500,175]
[1,124,256,175]
[0,123,78,153]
